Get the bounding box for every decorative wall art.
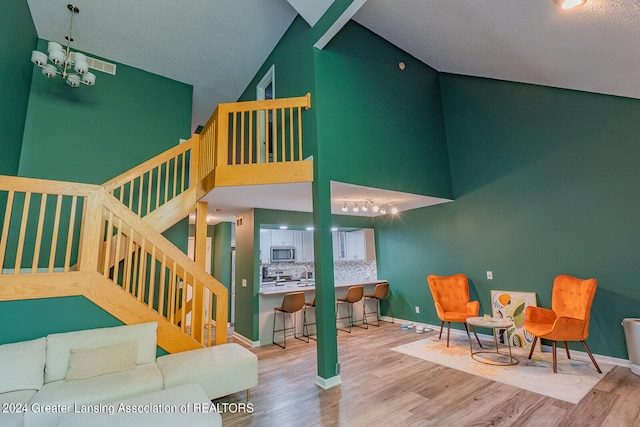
[491,290,541,352]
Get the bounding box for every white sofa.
[0,322,258,427]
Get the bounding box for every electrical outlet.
[242,279,247,287]
[415,306,420,314]
[487,271,493,280]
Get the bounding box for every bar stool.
[336,285,367,333]
[364,283,393,327]
[272,292,306,349]
[302,297,316,341]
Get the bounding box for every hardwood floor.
[215,322,640,427]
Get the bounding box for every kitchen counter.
[259,279,387,295]
[257,280,387,346]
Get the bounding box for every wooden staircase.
[0,94,312,353]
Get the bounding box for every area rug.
[391,334,612,404]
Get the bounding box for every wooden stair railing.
[0,93,314,350]
[98,189,228,346]
[102,138,198,232]
[0,176,227,349]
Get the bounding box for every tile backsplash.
[262,260,377,284]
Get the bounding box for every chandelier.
[30,4,96,87]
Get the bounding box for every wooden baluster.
[136,175,144,217]
[246,111,251,164]
[155,165,161,211]
[128,180,134,213]
[102,211,114,277]
[298,106,303,161]
[173,155,178,198]
[14,192,31,274]
[249,110,254,164]
[146,170,153,216]
[163,162,170,206]
[181,151,186,194]
[123,223,134,293]
[233,112,239,165]
[169,260,177,324]
[48,195,63,272]
[113,217,123,286]
[158,253,167,318]
[241,111,246,166]
[207,290,213,347]
[262,110,268,163]
[289,107,295,161]
[137,239,147,302]
[238,111,246,166]
[180,270,188,332]
[148,245,156,309]
[63,196,78,272]
[130,243,139,297]
[0,191,15,272]
[32,193,47,273]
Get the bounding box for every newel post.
[77,189,104,272]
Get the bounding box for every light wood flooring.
[215,321,640,427]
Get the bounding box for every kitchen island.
[257,280,387,346]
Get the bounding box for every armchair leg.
[446,322,451,347]
[552,341,557,373]
[438,321,445,339]
[564,341,571,360]
[581,341,603,373]
[528,337,538,359]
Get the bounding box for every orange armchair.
[524,275,601,373]
[427,274,482,347]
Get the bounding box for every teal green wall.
[314,22,452,198]
[19,40,193,184]
[0,296,168,356]
[1,25,192,347]
[0,296,123,344]
[0,0,36,175]
[375,74,640,359]
[212,222,232,316]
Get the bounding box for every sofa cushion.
[0,389,37,427]
[0,337,46,394]
[157,343,258,400]
[57,384,222,427]
[24,362,164,427]
[66,339,137,381]
[45,322,157,383]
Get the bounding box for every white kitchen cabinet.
[299,230,314,262]
[260,229,314,263]
[344,230,366,260]
[270,229,295,246]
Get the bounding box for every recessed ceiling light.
[554,0,585,9]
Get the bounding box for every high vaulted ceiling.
[26,0,640,221]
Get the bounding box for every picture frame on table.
[490,290,541,352]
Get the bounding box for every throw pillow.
[66,339,137,381]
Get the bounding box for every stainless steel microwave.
[271,246,296,262]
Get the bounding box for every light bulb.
[391,207,398,214]
[372,205,379,213]
[353,203,359,213]
[342,203,348,212]
[380,208,387,214]
[362,202,368,212]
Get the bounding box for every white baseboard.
[390,316,631,368]
[232,331,261,348]
[315,374,341,390]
